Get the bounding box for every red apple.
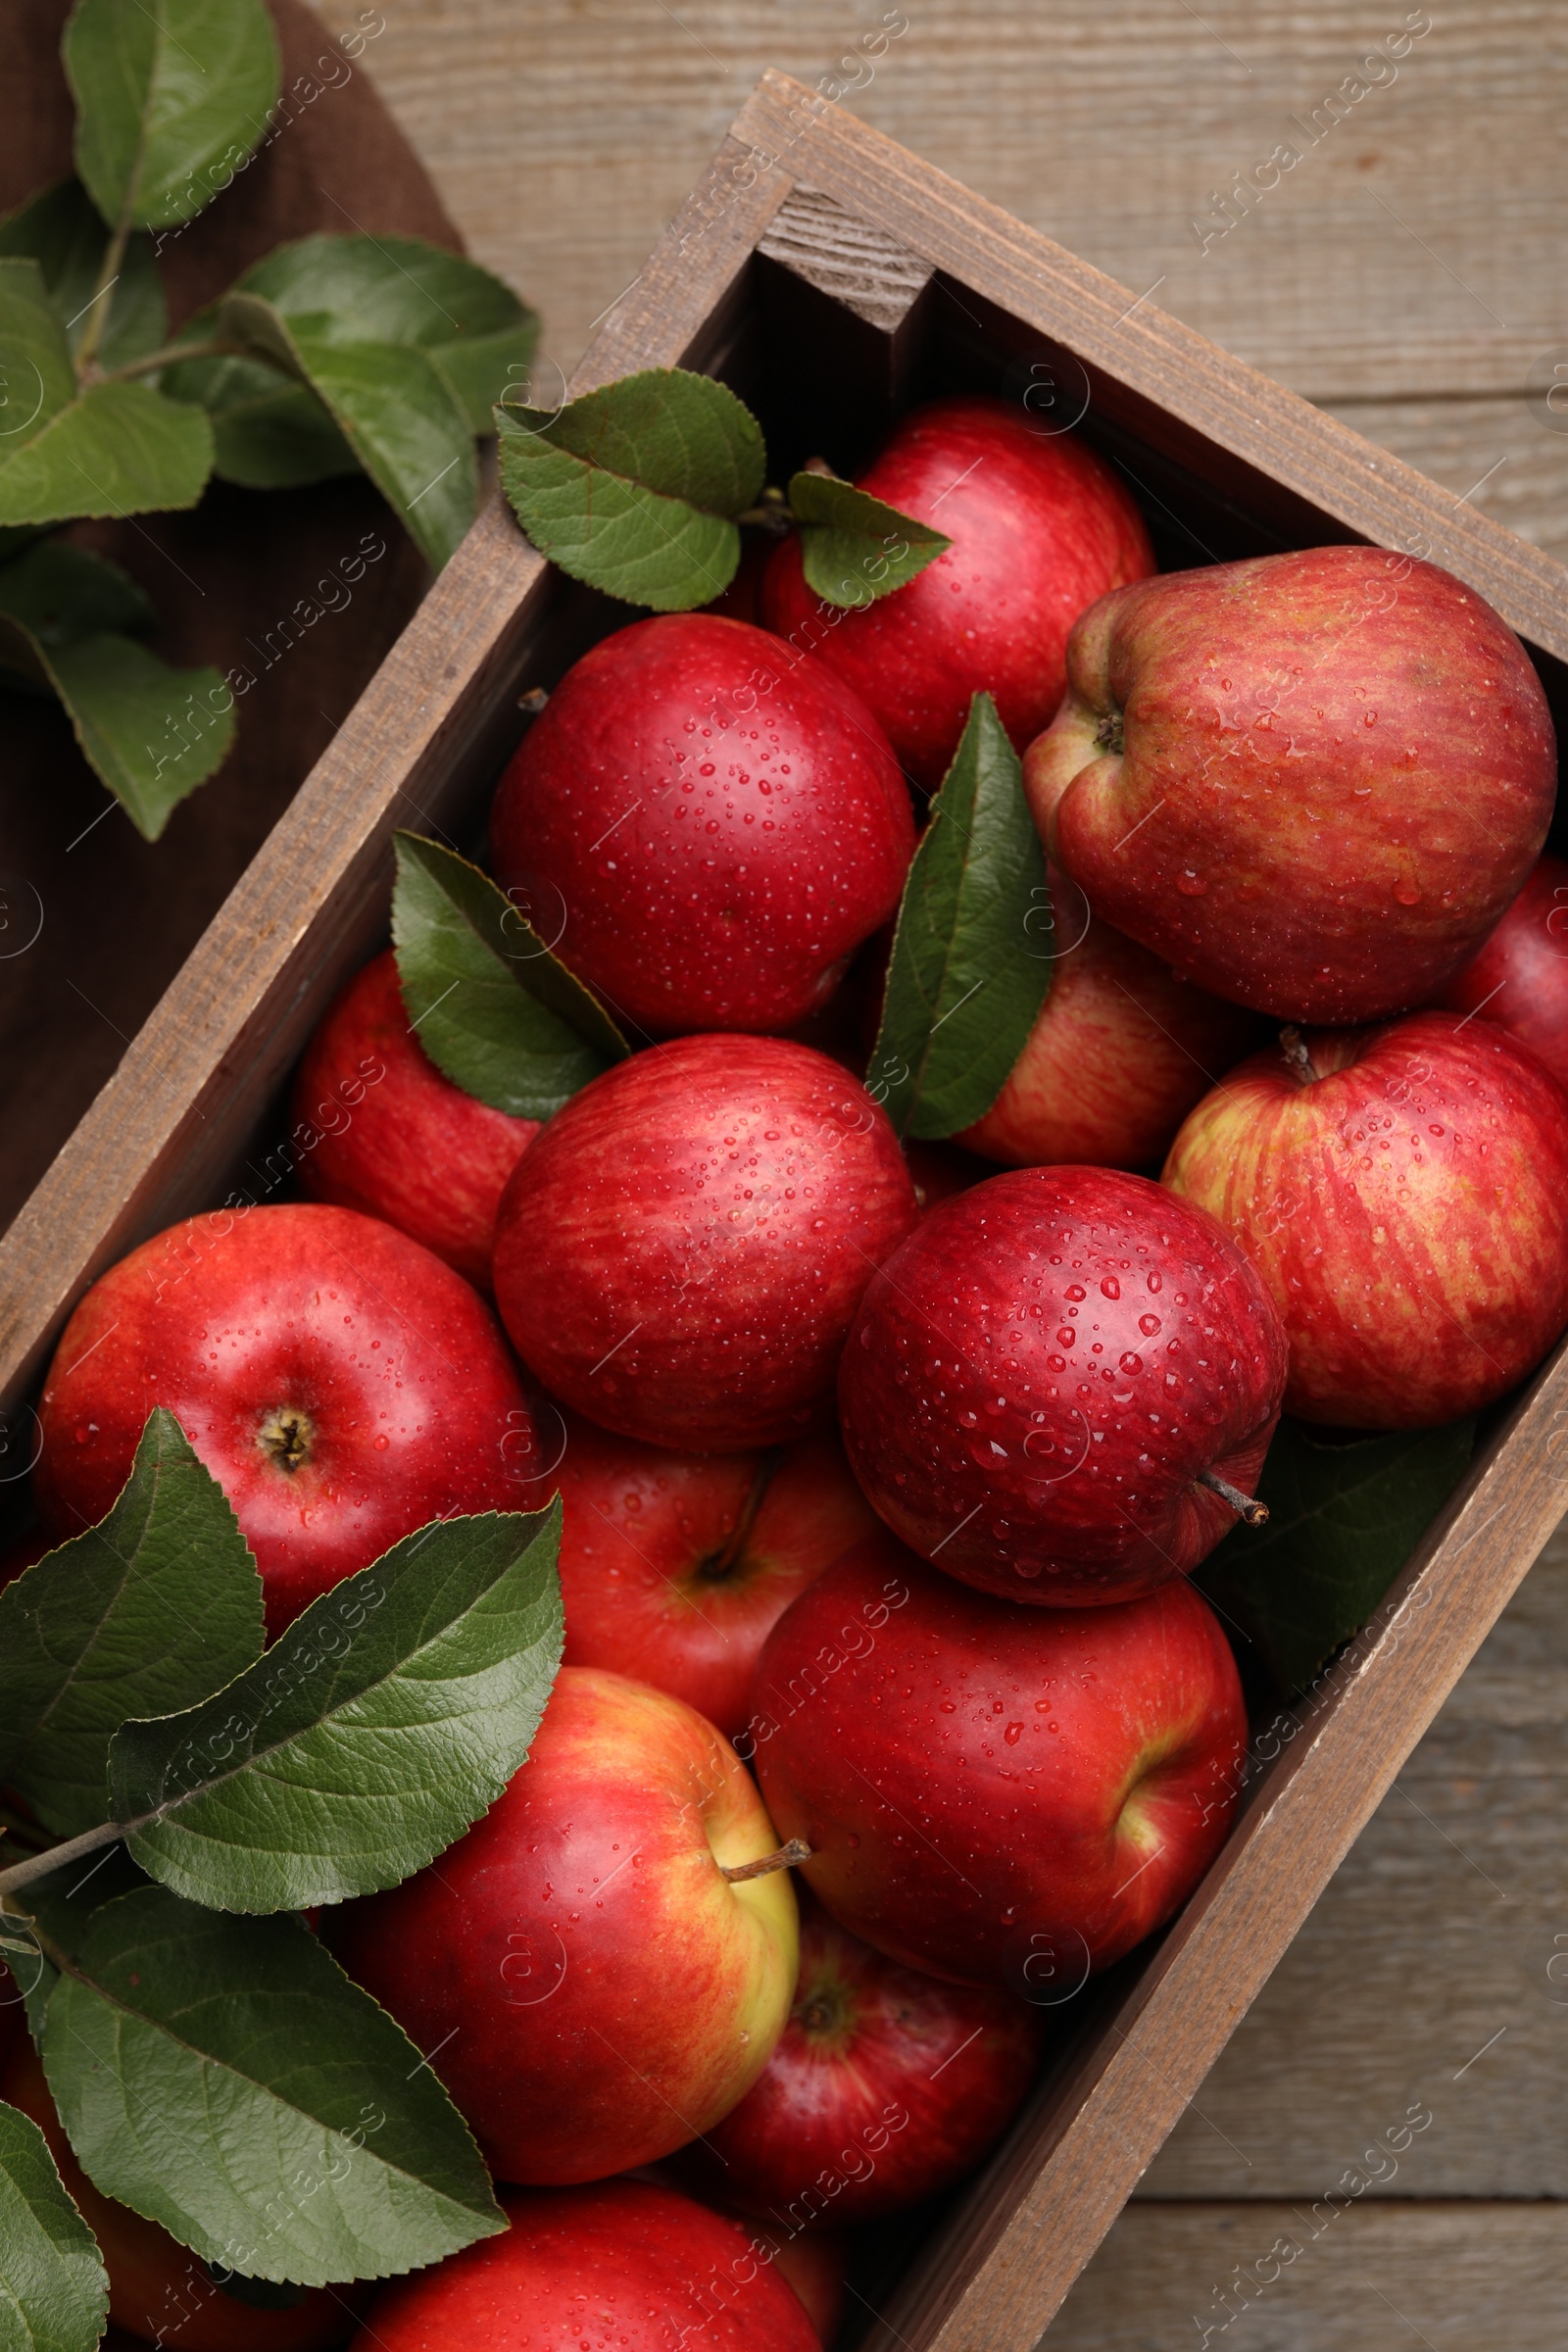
[493,1035,919,1452]
[550,1413,878,1737]
[291,951,537,1291]
[350,2180,817,2351]
[1162,1009,1568,1428]
[674,1894,1043,2225]
[755,2224,847,2346]
[760,396,1154,789]
[837,1165,1288,1607]
[955,879,1266,1169]
[748,1532,1246,1986]
[34,1202,536,1635]
[333,1665,799,2184]
[1433,852,1568,1092]
[1,2038,355,2350]
[628,2169,849,2346]
[488,613,915,1037]
[1023,546,1555,1024]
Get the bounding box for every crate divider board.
[4,70,1568,2352]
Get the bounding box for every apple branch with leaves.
[0,1409,564,2341]
[0,0,539,840]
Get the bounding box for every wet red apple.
[749,1532,1247,1987]
[761,396,1153,788]
[837,1165,1288,1607]
[334,1666,798,2183]
[955,878,1266,1169]
[493,1034,918,1452]
[1163,1009,1568,1427]
[1433,851,1568,1093]
[34,1203,534,1635]
[1024,546,1555,1023]
[550,1412,877,1737]
[350,2179,816,2351]
[292,951,537,1291]
[675,1894,1043,2225]
[489,613,914,1037]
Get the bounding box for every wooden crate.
[3,70,1567,2352]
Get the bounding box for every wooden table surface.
[298,5,1568,2340]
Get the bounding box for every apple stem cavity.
[1279,1025,1321,1086]
[1197,1467,1269,1527]
[700,1446,784,1581]
[720,1837,812,1884]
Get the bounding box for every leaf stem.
[97,336,267,385]
[0,1820,122,1898]
[74,211,133,375]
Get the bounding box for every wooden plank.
[759,183,932,332]
[1325,396,1568,570]
[1142,1523,1568,2200]
[313,0,1568,400]
[1047,2200,1568,2348]
[0,139,795,1411]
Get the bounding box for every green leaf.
[1195,1417,1477,1697]
[392,832,627,1119]
[0,2100,109,2352]
[0,260,79,446]
[0,1410,264,1838]
[790,469,951,609]
[110,1501,564,1912]
[178,236,537,513]
[0,607,233,838]
[234,234,537,362]
[0,538,154,666]
[496,366,765,610]
[0,178,165,368]
[159,356,358,490]
[0,380,212,524]
[868,692,1052,1139]
[38,1885,504,2284]
[431,319,541,438]
[213,296,474,568]
[65,0,282,230]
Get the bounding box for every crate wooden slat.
[3,71,1567,2351]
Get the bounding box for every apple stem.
[1279,1025,1320,1085]
[721,1838,812,1884]
[516,687,550,714]
[701,1447,783,1581]
[1197,1468,1269,1528]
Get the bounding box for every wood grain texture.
[1049,2201,1564,2348]
[760,182,932,330]
[1325,396,1568,568]
[5,78,1568,2352]
[312,0,1568,400]
[1141,1526,1568,2202]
